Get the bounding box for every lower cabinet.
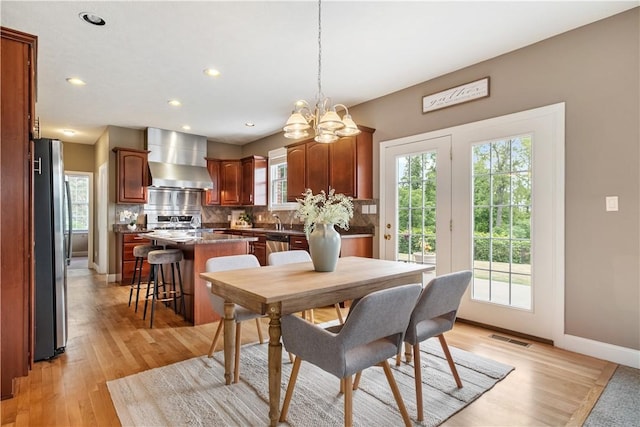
[289,234,372,258]
[244,231,266,265]
[289,235,309,251]
[121,234,152,283]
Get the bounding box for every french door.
[381,135,452,280]
[381,104,564,341]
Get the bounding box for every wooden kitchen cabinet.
[1,26,37,399]
[241,155,267,206]
[120,234,152,283]
[113,147,149,204]
[289,235,309,251]
[203,158,220,205]
[220,160,241,205]
[286,126,374,201]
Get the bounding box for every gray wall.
[246,8,640,350]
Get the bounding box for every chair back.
[337,283,422,351]
[205,254,260,313]
[411,270,472,326]
[268,250,311,266]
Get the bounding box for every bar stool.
[143,249,186,328]
[128,244,163,312]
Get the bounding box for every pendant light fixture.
[283,0,360,143]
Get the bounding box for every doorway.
[380,103,565,341]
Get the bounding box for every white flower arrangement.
[295,188,354,237]
[120,209,137,225]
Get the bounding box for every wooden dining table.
[199,256,435,426]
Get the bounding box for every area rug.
[107,338,513,426]
[583,365,640,427]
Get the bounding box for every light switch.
[605,196,619,212]
[361,205,369,214]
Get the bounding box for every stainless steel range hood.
[146,127,213,190]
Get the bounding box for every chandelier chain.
[317,0,322,98]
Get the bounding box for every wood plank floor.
[1,264,616,426]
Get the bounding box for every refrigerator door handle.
[64,179,72,265]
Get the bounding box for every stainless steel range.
[144,188,202,230]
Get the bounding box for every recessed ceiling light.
[79,12,106,26]
[182,125,191,130]
[62,129,75,136]
[203,68,221,77]
[245,122,255,127]
[66,77,86,86]
[168,99,182,107]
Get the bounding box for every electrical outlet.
[369,204,377,214]
[361,205,369,214]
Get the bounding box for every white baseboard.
[556,333,640,368]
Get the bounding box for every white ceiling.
[2,1,637,146]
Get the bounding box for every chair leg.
[413,343,424,421]
[176,262,186,317]
[344,375,353,427]
[309,309,315,323]
[134,259,144,313]
[234,322,242,383]
[128,257,139,306]
[335,303,344,324]
[279,356,302,422]
[149,267,159,329]
[381,360,412,427]
[438,334,463,388]
[208,321,223,357]
[255,318,264,344]
[395,350,402,366]
[353,371,362,390]
[143,265,155,320]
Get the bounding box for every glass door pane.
[471,135,532,310]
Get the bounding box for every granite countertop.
[114,224,374,238]
[142,230,257,245]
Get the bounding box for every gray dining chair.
[267,250,344,324]
[279,283,422,427]
[205,254,265,383]
[397,270,472,422]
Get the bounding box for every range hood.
[146,127,213,190]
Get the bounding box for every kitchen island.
[142,230,258,325]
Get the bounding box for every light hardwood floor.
[1,263,616,426]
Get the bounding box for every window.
[268,148,297,211]
[67,174,90,231]
[472,135,532,309]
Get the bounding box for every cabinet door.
[329,136,357,197]
[241,156,267,206]
[220,160,241,205]
[306,142,329,195]
[241,158,254,205]
[287,144,306,201]
[204,159,220,205]
[115,149,148,203]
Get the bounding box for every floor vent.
[490,334,531,348]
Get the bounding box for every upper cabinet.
[210,155,267,206]
[203,158,220,205]
[220,160,241,206]
[287,126,374,201]
[113,147,149,204]
[241,156,267,206]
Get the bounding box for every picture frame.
[422,77,490,113]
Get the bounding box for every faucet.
[273,214,282,230]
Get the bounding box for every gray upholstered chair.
[205,254,265,383]
[397,270,472,422]
[267,250,344,324]
[279,283,422,427]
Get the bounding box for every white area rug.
[107,338,513,426]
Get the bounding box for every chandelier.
[283,0,361,143]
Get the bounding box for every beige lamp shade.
[283,112,311,132]
[317,110,345,131]
[336,114,361,137]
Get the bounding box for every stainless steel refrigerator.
[34,138,71,361]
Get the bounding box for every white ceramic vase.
[308,223,341,272]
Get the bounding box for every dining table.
[199,256,435,426]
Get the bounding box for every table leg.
[267,304,282,427]
[223,301,236,385]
